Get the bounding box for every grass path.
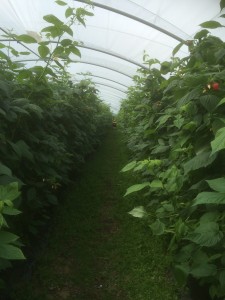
[11,129,179,300]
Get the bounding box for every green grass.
[11,129,180,300]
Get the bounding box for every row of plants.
[118,2,225,299]
[0,0,112,284]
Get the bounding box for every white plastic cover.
[0,0,224,112]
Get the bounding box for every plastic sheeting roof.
[0,0,224,112]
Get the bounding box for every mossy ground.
[10,129,180,300]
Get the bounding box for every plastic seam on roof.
[92,82,127,93]
[76,74,129,88]
[1,38,147,69]
[74,79,126,93]
[14,59,134,78]
[78,44,148,69]
[75,0,186,43]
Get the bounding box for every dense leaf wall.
[119,19,225,299]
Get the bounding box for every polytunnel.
[1,1,225,299]
[0,0,224,112]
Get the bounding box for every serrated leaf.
[200,21,223,29]
[17,34,37,44]
[38,44,50,58]
[149,219,165,235]
[121,161,137,172]
[206,178,225,193]
[62,25,73,37]
[200,95,219,112]
[219,270,225,285]
[65,7,73,18]
[174,263,190,285]
[0,183,20,202]
[0,163,12,177]
[0,244,25,260]
[0,108,6,116]
[200,211,220,223]
[156,114,171,128]
[220,0,225,10]
[177,88,201,107]
[172,42,184,56]
[41,26,63,38]
[128,206,147,218]
[43,14,63,25]
[61,39,72,47]
[184,151,217,174]
[55,0,67,5]
[124,182,150,197]
[186,222,223,247]
[191,263,217,278]
[0,231,19,244]
[211,127,225,155]
[2,207,21,215]
[194,29,209,40]
[216,97,225,108]
[150,180,163,188]
[69,46,81,57]
[193,192,225,206]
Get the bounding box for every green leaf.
[191,263,217,278]
[55,0,67,5]
[17,69,32,80]
[0,163,12,177]
[200,95,220,112]
[200,211,220,223]
[69,46,81,57]
[17,34,37,43]
[0,183,20,202]
[151,145,170,154]
[174,264,190,285]
[0,244,25,260]
[0,50,9,61]
[20,51,31,55]
[9,140,33,161]
[219,270,225,286]
[0,231,19,244]
[156,114,171,128]
[184,151,217,174]
[177,88,201,107]
[186,222,223,247]
[128,206,147,218]
[124,182,150,197]
[43,14,63,25]
[150,180,163,188]
[172,42,184,56]
[220,0,225,10]
[61,39,72,47]
[211,127,225,155]
[121,161,137,172]
[149,219,165,235]
[199,21,223,29]
[38,44,50,58]
[194,29,209,40]
[0,43,6,49]
[193,192,225,206]
[41,26,63,38]
[65,7,73,18]
[2,207,21,215]
[216,97,225,108]
[206,178,225,193]
[0,108,6,116]
[62,25,73,37]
